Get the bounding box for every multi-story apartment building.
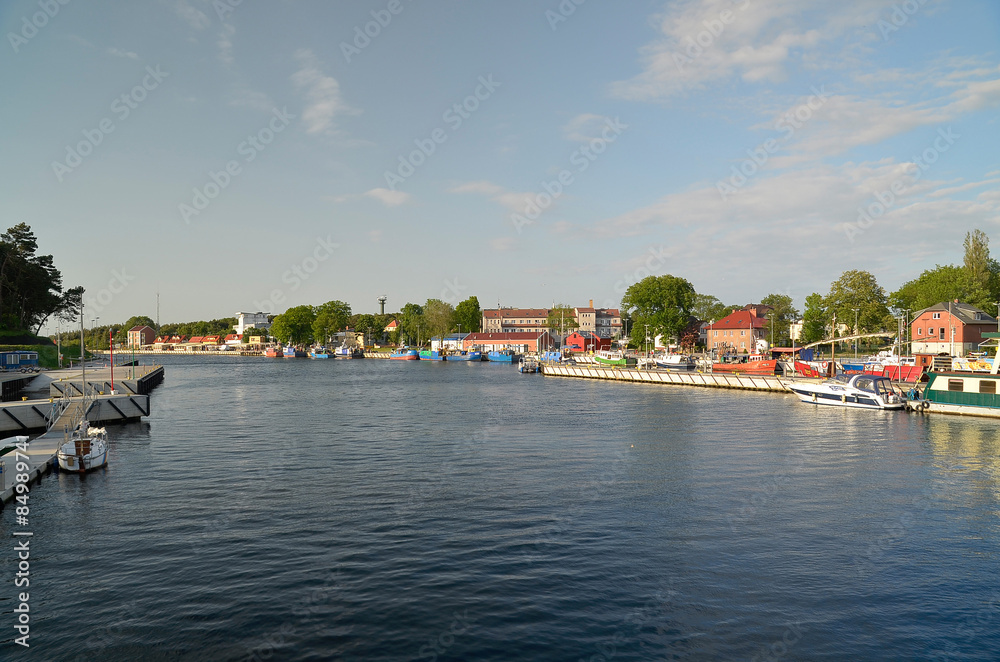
[481,301,622,338]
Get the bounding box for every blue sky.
[3,0,999,331]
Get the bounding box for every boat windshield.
[872,379,894,396]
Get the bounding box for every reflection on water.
[0,356,998,661]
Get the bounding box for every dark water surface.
[2,356,999,660]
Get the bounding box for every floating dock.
[542,363,789,392]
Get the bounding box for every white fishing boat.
[782,374,905,410]
[653,352,695,369]
[57,421,108,473]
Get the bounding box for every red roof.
[129,325,155,333]
[385,319,399,329]
[224,334,240,341]
[711,310,767,330]
[188,336,204,343]
[202,335,222,343]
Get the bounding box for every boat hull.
[712,359,777,375]
[786,385,903,409]
[418,351,446,361]
[57,440,108,473]
[390,350,419,360]
[921,371,1000,418]
[487,351,520,363]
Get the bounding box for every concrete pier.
[542,363,789,392]
[0,392,151,434]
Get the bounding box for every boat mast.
[80,297,86,398]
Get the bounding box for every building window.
[948,379,964,392]
[917,327,922,336]
[714,331,718,337]
[979,380,996,394]
[939,327,945,340]
[741,342,745,348]
[932,312,941,319]
[740,330,745,336]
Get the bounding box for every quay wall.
[0,393,151,435]
[542,363,789,392]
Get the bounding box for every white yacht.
[783,374,905,410]
[57,421,108,473]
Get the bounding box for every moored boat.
[389,348,419,360]
[57,421,109,473]
[332,345,364,359]
[446,350,482,361]
[594,350,636,367]
[310,346,330,359]
[783,374,905,410]
[712,356,777,375]
[916,333,1000,417]
[418,349,447,361]
[265,346,282,358]
[518,357,541,373]
[653,352,695,369]
[283,345,307,358]
[487,350,521,363]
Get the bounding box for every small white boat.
[653,352,695,369]
[783,374,905,410]
[57,421,108,473]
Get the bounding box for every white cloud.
[218,24,235,67]
[451,180,541,214]
[292,49,359,135]
[173,0,210,30]
[611,0,888,101]
[107,47,138,60]
[364,188,410,207]
[563,114,612,142]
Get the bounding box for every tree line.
[268,296,482,346]
[620,229,998,350]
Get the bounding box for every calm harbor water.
[2,355,1000,660]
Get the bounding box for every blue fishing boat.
[332,345,364,359]
[283,345,307,358]
[310,346,330,359]
[487,350,521,363]
[418,349,447,361]
[447,350,482,361]
[389,348,419,360]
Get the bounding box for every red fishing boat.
[712,356,778,375]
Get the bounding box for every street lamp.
[852,308,858,359]
[644,324,649,357]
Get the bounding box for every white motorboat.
[57,421,108,473]
[653,352,695,369]
[783,374,905,410]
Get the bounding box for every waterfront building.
[234,312,271,335]
[462,331,555,353]
[911,301,997,357]
[431,333,470,351]
[563,331,609,353]
[481,301,621,338]
[127,325,156,348]
[708,307,768,352]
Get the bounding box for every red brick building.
[127,325,156,348]
[563,331,610,352]
[911,301,996,356]
[707,308,768,352]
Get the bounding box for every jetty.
[542,363,788,392]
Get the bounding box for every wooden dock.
[542,363,789,392]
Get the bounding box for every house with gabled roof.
[706,307,768,352]
[911,301,997,357]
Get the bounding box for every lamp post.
[853,308,858,359]
[644,324,649,358]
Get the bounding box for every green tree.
[691,293,734,323]
[889,264,970,314]
[801,293,827,344]
[0,223,81,334]
[423,299,455,344]
[398,302,424,345]
[825,270,890,333]
[620,274,696,345]
[759,294,799,346]
[454,296,482,333]
[351,313,380,345]
[962,229,999,310]
[546,304,579,335]
[313,300,351,345]
[270,305,315,344]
